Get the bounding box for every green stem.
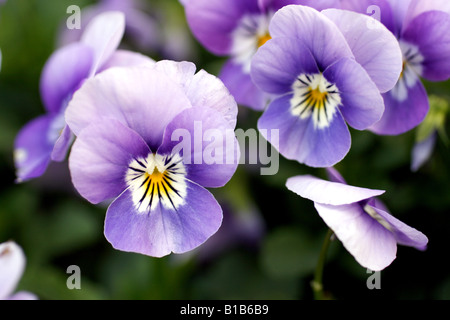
[311,228,334,300]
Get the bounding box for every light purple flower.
[65,61,240,257]
[341,0,450,135]
[14,11,154,183]
[183,0,340,111]
[250,5,402,167]
[0,241,37,300]
[286,168,428,271]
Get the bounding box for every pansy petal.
[104,181,223,257]
[220,60,268,111]
[66,66,192,150]
[258,94,351,167]
[185,0,260,55]
[370,78,429,135]
[315,203,397,271]
[8,291,38,300]
[269,5,354,70]
[322,9,402,93]
[323,58,384,130]
[69,119,151,204]
[51,125,74,162]
[402,10,450,81]
[0,241,26,300]
[286,175,385,206]
[40,43,93,114]
[367,204,428,251]
[251,37,320,95]
[98,49,155,72]
[403,0,450,32]
[81,11,125,76]
[411,132,437,172]
[158,107,239,188]
[14,115,55,182]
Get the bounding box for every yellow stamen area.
[257,33,272,48]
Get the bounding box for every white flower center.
[231,12,273,73]
[290,73,342,129]
[126,153,187,213]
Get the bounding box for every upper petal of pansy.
[66,66,192,150]
[0,241,26,299]
[184,0,260,55]
[402,10,450,82]
[104,181,223,257]
[158,106,240,189]
[403,0,450,32]
[370,77,429,135]
[40,43,93,114]
[81,11,125,76]
[258,94,351,167]
[97,49,155,72]
[322,9,402,93]
[50,124,74,162]
[314,202,397,271]
[366,203,428,251]
[69,118,151,204]
[323,58,384,130]
[251,37,319,95]
[269,5,354,70]
[286,175,385,206]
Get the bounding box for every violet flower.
[286,168,428,271]
[0,241,37,300]
[182,0,340,111]
[250,5,402,167]
[65,61,240,257]
[341,0,450,135]
[14,11,153,182]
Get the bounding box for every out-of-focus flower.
[65,61,240,257]
[341,0,450,135]
[250,5,401,167]
[286,168,428,271]
[411,95,449,171]
[14,11,153,183]
[0,241,37,300]
[182,0,340,111]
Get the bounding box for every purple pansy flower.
[14,11,154,183]
[65,61,240,257]
[341,0,450,135]
[0,241,37,300]
[250,5,402,167]
[286,168,428,271]
[182,0,340,111]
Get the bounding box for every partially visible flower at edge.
[286,167,428,271]
[0,241,37,300]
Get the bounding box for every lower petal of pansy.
[258,93,351,168]
[315,202,397,271]
[104,180,223,257]
[370,76,429,135]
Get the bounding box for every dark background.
[1,0,449,300]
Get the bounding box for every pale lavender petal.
[402,10,450,81]
[0,241,26,299]
[40,43,93,114]
[81,11,125,76]
[325,167,347,184]
[403,0,450,32]
[51,125,74,162]
[315,202,397,271]
[14,115,54,182]
[322,9,403,93]
[65,66,192,150]
[258,94,351,167]
[269,5,354,70]
[104,181,223,257]
[286,175,385,206]
[8,291,38,300]
[367,203,429,251]
[370,77,429,135]
[220,60,268,111]
[323,58,384,130]
[250,37,319,95]
[411,132,437,172]
[158,107,240,188]
[98,49,155,72]
[69,119,151,204]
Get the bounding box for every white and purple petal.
[0,241,26,300]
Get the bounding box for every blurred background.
[1,0,450,300]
